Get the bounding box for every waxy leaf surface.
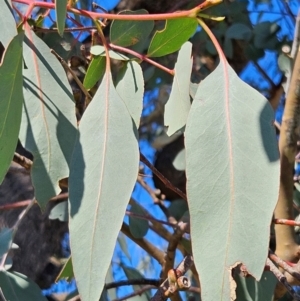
[0,271,47,301]
[110,10,154,47]
[20,26,77,208]
[115,60,144,128]
[83,55,106,89]
[0,0,17,47]
[185,62,280,301]
[164,42,192,136]
[69,72,139,301]
[147,18,197,57]
[0,33,23,184]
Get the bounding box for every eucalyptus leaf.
[117,234,131,262]
[0,0,17,47]
[115,60,144,128]
[110,10,154,47]
[0,228,13,258]
[147,18,197,57]
[129,204,149,239]
[90,45,129,60]
[83,55,106,90]
[20,26,77,208]
[49,201,68,222]
[69,72,139,301]
[165,42,192,136]
[56,256,74,282]
[0,33,24,184]
[185,62,280,301]
[55,0,67,36]
[225,23,252,41]
[0,271,48,301]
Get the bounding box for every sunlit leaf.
[90,45,129,60]
[83,55,106,89]
[20,26,77,208]
[56,256,74,282]
[185,62,280,301]
[173,149,186,171]
[0,271,48,301]
[55,0,67,36]
[165,42,192,136]
[105,265,117,300]
[129,203,149,238]
[115,61,144,128]
[110,10,154,47]
[0,0,17,47]
[69,72,139,301]
[49,201,68,222]
[0,33,23,184]
[147,18,197,57]
[235,272,277,301]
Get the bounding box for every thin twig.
[50,49,92,101]
[13,152,33,169]
[266,258,300,300]
[273,218,300,227]
[106,279,161,289]
[137,174,163,203]
[121,223,165,265]
[140,153,187,201]
[269,251,300,282]
[111,285,155,301]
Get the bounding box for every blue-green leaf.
[69,72,139,301]
[55,0,68,36]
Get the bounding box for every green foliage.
[110,10,154,47]
[0,2,289,301]
[0,33,24,184]
[185,62,280,300]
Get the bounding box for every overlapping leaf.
[55,0,68,36]
[129,204,149,238]
[185,62,280,301]
[147,18,197,57]
[110,10,154,47]
[83,56,106,89]
[69,72,139,301]
[0,271,48,301]
[0,33,24,184]
[115,61,144,128]
[20,26,77,208]
[0,0,17,47]
[164,42,192,136]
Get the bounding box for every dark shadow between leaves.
[259,102,279,163]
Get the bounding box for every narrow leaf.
[117,233,131,262]
[164,42,192,136]
[0,228,13,257]
[110,10,154,47]
[147,18,197,57]
[20,26,77,208]
[69,72,139,301]
[83,55,106,89]
[90,45,129,60]
[0,33,24,184]
[185,62,280,301]
[115,61,144,128]
[55,0,68,36]
[0,0,17,47]
[49,201,68,222]
[0,271,48,301]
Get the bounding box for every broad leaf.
[185,62,280,301]
[165,42,192,136]
[0,0,17,47]
[0,33,24,184]
[147,18,197,57]
[110,10,154,47]
[69,72,139,301]
[0,271,48,301]
[20,26,77,208]
[115,61,144,128]
[55,0,67,36]
[83,55,106,89]
[129,203,149,238]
